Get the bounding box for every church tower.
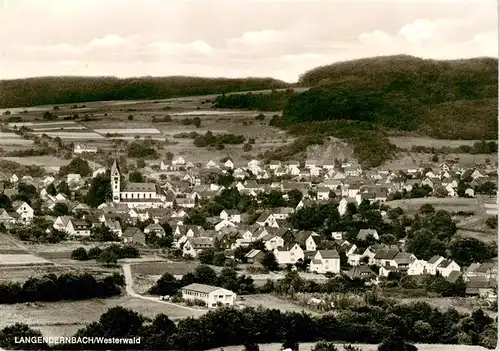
[111,159,121,203]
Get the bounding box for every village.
[0,143,497,314]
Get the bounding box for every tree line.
[0,272,124,304]
[0,76,287,108]
[1,302,496,350]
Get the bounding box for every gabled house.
[345,265,376,280]
[245,249,265,264]
[269,160,282,170]
[67,218,92,236]
[183,237,214,258]
[220,209,241,223]
[214,219,237,232]
[408,259,428,276]
[294,230,321,251]
[357,229,379,241]
[12,201,34,224]
[309,250,340,274]
[0,209,17,227]
[274,243,304,265]
[436,259,461,278]
[206,160,219,169]
[426,255,445,275]
[373,249,399,267]
[317,186,330,200]
[144,223,166,237]
[122,227,146,245]
[255,212,278,228]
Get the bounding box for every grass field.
[385,197,481,214]
[389,137,497,148]
[209,343,488,351]
[0,295,207,338]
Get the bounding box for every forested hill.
[285,55,498,139]
[0,76,288,108]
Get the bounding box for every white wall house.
[181,283,236,308]
[436,259,461,278]
[274,243,304,265]
[408,259,427,276]
[426,255,445,275]
[309,250,340,274]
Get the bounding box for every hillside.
[286,55,497,140]
[0,76,288,108]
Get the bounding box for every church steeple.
[111,159,121,203]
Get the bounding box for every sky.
[0,0,497,83]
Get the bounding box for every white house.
[181,283,236,308]
[182,237,214,258]
[263,235,285,251]
[309,250,340,274]
[206,160,219,169]
[426,255,445,275]
[67,218,92,236]
[220,209,241,223]
[436,259,461,278]
[214,219,237,231]
[172,156,186,167]
[74,144,97,154]
[274,243,304,265]
[12,201,34,224]
[408,259,427,276]
[223,159,234,170]
[317,186,330,200]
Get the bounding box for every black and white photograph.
[0,0,498,350]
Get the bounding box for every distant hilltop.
[0,76,288,109]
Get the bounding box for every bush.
[71,247,88,261]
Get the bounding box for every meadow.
[385,197,481,214]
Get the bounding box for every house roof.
[122,227,143,237]
[181,283,228,294]
[428,255,444,264]
[245,249,263,258]
[123,182,156,192]
[374,249,399,260]
[318,250,339,259]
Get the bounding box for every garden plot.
[0,254,53,266]
[385,197,481,214]
[32,131,104,139]
[94,128,161,134]
[0,132,34,145]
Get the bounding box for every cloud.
[88,34,126,47]
[358,30,393,46]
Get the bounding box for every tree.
[98,306,144,337]
[71,247,88,261]
[86,174,112,208]
[53,202,69,216]
[377,335,417,351]
[43,111,57,120]
[59,157,91,176]
[0,323,48,350]
[193,117,201,128]
[129,171,144,182]
[46,183,57,196]
[57,180,70,196]
[148,272,181,296]
[261,252,279,271]
[431,154,439,162]
[419,204,435,215]
[450,237,495,266]
[243,143,252,152]
[287,189,303,207]
[198,248,216,264]
[0,194,12,211]
[485,216,497,229]
[136,159,146,169]
[98,250,118,267]
[244,343,259,351]
[311,340,339,351]
[194,265,217,285]
[128,114,134,120]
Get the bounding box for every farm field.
[381,152,497,171]
[389,137,497,148]
[209,343,488,351]
[0,254,53,266]
[385,197,481,214]
[0,295,207,338]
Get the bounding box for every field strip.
[95,128,161,134]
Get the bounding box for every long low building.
[181,283,236,308]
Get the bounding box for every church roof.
[111,159,120,175]
[123,182,156,192]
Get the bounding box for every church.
[111,160,167,208]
